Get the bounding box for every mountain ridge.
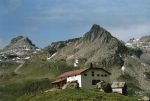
[46,24,139,67]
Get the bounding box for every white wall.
[112,88,122,94]
[67,75,82,87]
[81,69,110,88]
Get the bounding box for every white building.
[111,82,127,95]
[52,66,111,89]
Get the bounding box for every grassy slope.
[0,56,142,101]
[16,89,136,101]
[0,61,19,101]
[0,53,73,101]
[0,61,19,72]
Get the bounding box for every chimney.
[90,63,93,68]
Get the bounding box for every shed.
[111,82,127,95]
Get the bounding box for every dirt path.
[14,61,25,73]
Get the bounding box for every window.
[92,80,101,85]
[97,74,100,77]
[101,74,104,77]
[104,74,107,77]
[92,71,94,76]
[84,74,87,76]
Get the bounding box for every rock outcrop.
[62,81,79,89]
[96,81,112,93]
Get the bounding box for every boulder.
[96,81,112,93]
[62,80,79,89]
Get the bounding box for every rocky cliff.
[0,36,37,56]
[46,24,138,67]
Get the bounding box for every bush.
[22,78,51,93]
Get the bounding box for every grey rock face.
[45,38,80,55]
[83,24,112,43]
[45,24,138,67]
[0,36,38,57]
[126,35,150,64]
[140,35,150,42]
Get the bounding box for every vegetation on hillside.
[0,61,19,73]
[0,78,52,101]
[16,89,136,101]
[117,73,141,95]
[0,55,74,101]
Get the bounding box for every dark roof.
[52,67,111,84]
[51,78,66,84]
[82,67,111,75]
[58,67,111,79]
[58,68,88,78]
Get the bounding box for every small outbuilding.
[111,82,127,95]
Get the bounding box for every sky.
[0,0,150,48]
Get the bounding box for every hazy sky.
[0,0,150,48]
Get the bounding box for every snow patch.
[121,66,125,72]
[12,58,15,61]
[25,48,30,51]
[47,53,57,60]
[74,63,78,67]
[25,57,30,60]
[126,43,132,46]
[131,55,135,58]
[119,54,122,57]
[33,51,37,54]
[141,63,147,67]
[36,49,41,51]
[17,57,20,60]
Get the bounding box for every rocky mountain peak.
[89,24,101,33]
[6,36,36,50]
[83,24,112,43]
[10,36,24,44]
[9,36,36,47]
[0,36,37,56]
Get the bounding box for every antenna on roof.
[90,63,93,68]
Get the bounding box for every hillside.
[44,24,149,93]
[16,89,136,101]
[0,53,72,101]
